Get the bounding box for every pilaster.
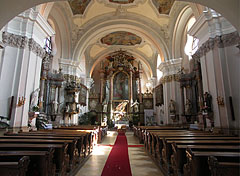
[158,58,182,124]
[0,8,54,128]
[190,8,240,129]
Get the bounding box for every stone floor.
[76,131,164,176]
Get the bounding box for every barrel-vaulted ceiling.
[55,0,192,79]
[68,0,175,16]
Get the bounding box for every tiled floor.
[76,131,164,176]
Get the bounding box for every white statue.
[169,99,176,115]
[131,100,139,113]
[115,100,129,112]
[103,99,108,112]
[30,88,40,111]
[185,99,192,115]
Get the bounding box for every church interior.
[0,0,239,176]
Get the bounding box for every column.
[138,61,143,103]
[129,71,133,104]
[57,86,61,114]
[39,53,52,112]
[99,71,105,103]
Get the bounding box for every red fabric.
[98,144,144,148]
[101,132,132,176]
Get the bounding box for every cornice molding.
[2,31,46,58]
[192,31,240,60]
[160,74,180,84]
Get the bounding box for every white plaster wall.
[0,47,19,118]
[224,46,240,128]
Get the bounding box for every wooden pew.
[54,126,101,144]
[152,132,234,165]
[146,130,215,158]
[208,155,240,176]
[163,139,239,174]
[0,138,79,170]
[138,126,186,144]
[133,125,184,143]
[147,130,211,156]
[171,144,240,176]
[6,131,88,158]
[153,136,238,160]
[50,128,96,150]
[0,149,55,176]
[0,143,68,176]
[183,149,240,176]
[31,129,93,154]
[0,156,30,176]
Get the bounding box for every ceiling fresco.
[152,0,175,15]
[68,0,91,15]
[101,31,142,46]
[109,0,134,4]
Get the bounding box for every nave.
[77,131,163,176]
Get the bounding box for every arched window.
[157,54,163,82]
[184,17,199,59]
[44,36,52,54]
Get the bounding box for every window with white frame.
[184,17,199,59]
[44,36,52,54]
[157,54,163,82]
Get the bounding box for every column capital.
[158,58,182,76]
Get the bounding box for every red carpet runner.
[101,132,132,176]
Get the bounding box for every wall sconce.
[217,96,224,106]
[17,96,26,107]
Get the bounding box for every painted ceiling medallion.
[109,0,134,4]
[68,0,91,15]
[152,0,175,15]
[101,31,142,46]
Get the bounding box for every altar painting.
[113,72,129,100]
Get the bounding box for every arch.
[72,13,170,63]
[172,5,194,58]
[48,4,72,59]
[39,2,55,19]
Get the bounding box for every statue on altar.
[103,99,108,112]
[203,92,212,113]
[185,98,192,115]
[131,100,139,113]
[169,99,176,115]
[115,100,129,113]
[30,88,40,112]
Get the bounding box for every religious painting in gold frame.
[113,72,129,100]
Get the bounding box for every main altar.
[93,50,144,126]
